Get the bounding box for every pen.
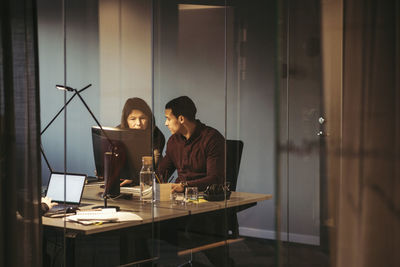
[154,173,161,183]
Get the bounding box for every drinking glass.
[172,192,185,205]
[185,187,199,203]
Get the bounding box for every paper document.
[115,212,143,222]
[120,186,152,197]
[66,208,143,225]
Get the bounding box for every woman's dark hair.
[119,97,165,161]
[120,97,154,129]
[165,96,197,121]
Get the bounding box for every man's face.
[165,109,181,134]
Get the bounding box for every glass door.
[278,0,343,266]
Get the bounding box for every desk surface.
[43,187,272,236]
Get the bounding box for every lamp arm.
[72,88,115,152]
[41,84,92,135]
[40,144,53,173]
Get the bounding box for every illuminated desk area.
[42,185,272,266]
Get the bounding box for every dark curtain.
[0,0,42,266]
[338,0,400,266]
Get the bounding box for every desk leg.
[65,232,77,267]
[119,225,157,265]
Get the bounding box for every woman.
[118,97,165,186]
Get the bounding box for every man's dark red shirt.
[158,120,225,191]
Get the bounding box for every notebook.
[45,172,86,211]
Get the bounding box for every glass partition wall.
[36,0,347,266]
[32,0,400,266]
[153,0,277,266]
[38,0,278,266]
[39,0,158,266]
[153,1,233,266]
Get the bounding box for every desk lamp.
[56,84,121,211]
[41,84,92,174]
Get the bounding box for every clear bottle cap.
[142,156,152,165]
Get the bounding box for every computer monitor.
[91,126,152,196]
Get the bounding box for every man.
[158,96,225,192]
[158,96,233,266]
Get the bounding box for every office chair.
[225,140,244,239]
[177,140,244,266]
[225,140,244,191]
[182,140,244,238]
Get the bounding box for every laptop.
[45,172,87,212]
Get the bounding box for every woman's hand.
[120,179,133,187]
[41,196,58,209]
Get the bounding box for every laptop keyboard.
[49,203,77,212]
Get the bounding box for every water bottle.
[139,156,153,201]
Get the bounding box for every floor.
[156,237,330,267]
[45,231,330,267]
[229,237,330,267]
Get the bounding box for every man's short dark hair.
[165,96,197,121]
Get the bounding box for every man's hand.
[41,196,58,209]
[171,183,184,193]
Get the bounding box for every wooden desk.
[43,191,271,234]
[42,187,271,266]
[155,191,271,215]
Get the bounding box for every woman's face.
[127,109,149,130]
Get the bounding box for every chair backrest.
[225,140,244,191]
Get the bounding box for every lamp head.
[56,84,74,92]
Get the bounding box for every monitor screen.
[91,126,152,186]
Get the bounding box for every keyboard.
[49,203,78,212]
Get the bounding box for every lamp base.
[91,205,120,211]
[92,196,120,211]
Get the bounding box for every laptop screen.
[46,173,86,204]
